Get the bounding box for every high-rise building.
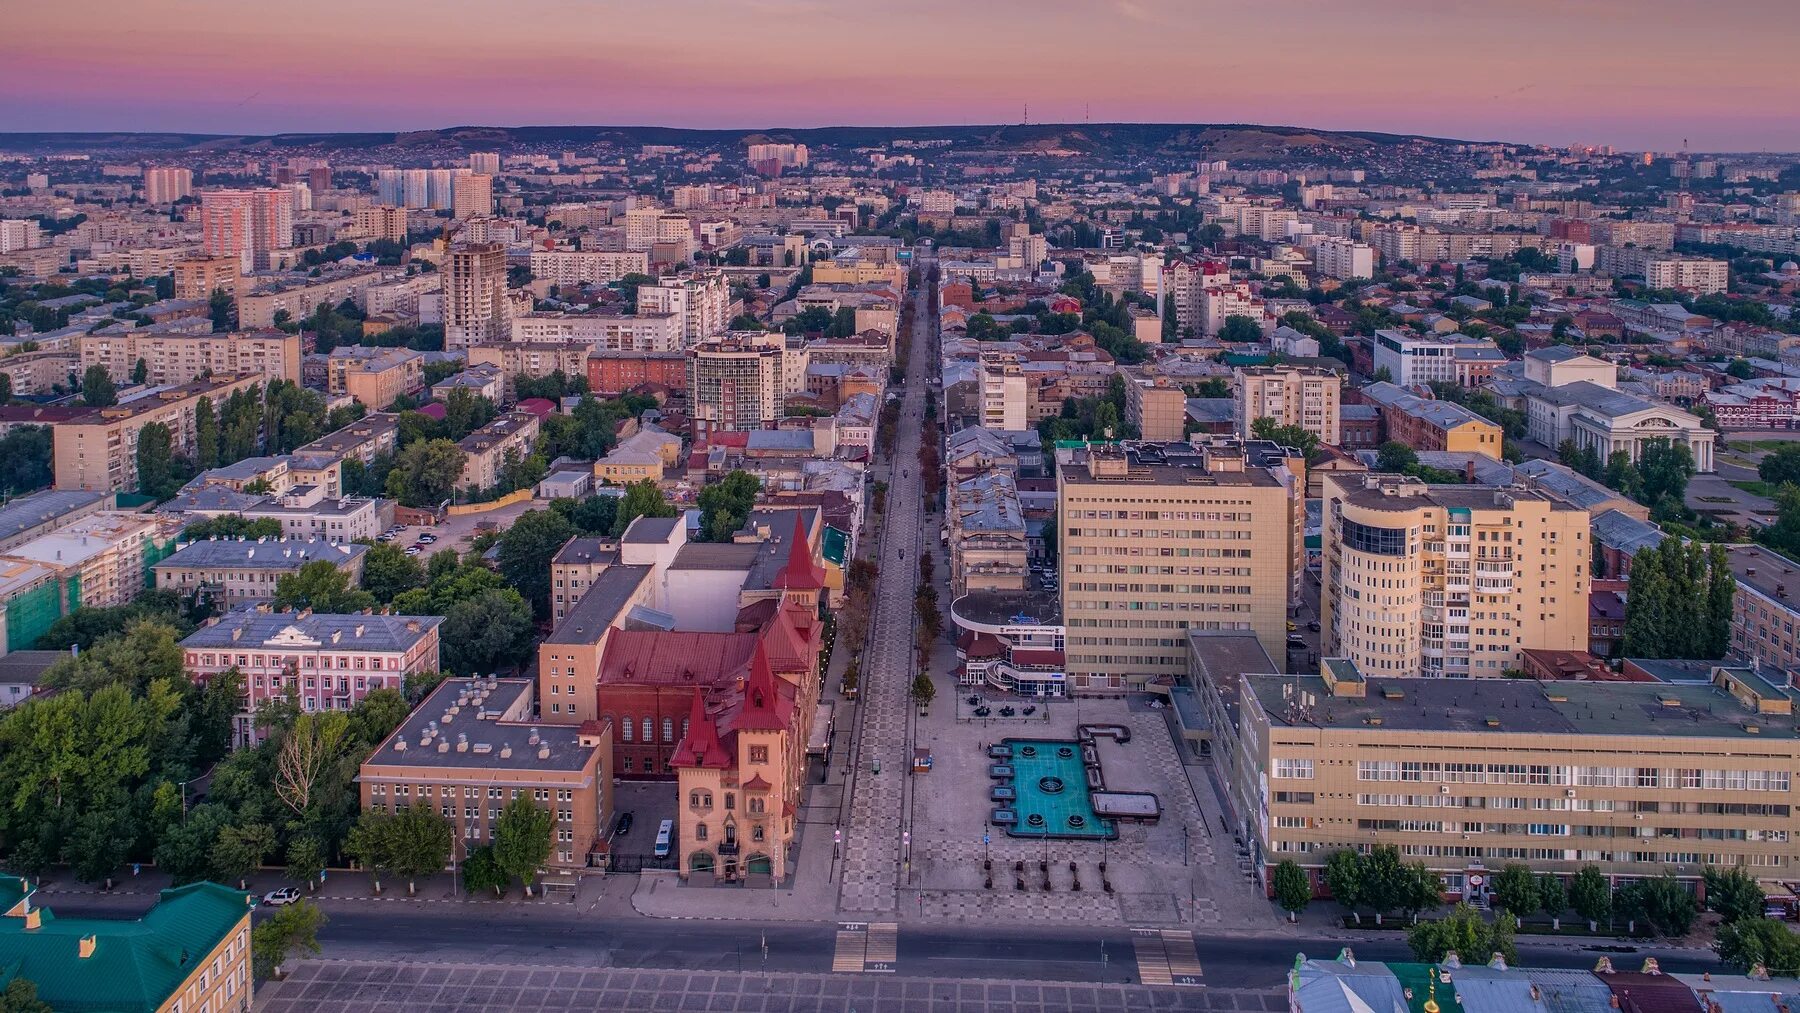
[1310,237,1374,280]
[143,166,193,204]
[1233,365,1343,446]
[376,169,406,207]
[979,351,1028,431]
[350,205,409,244]
[1320,473,1588,678]
[637,272,730,345]
[199,188,293,272]
[442,242,510,351]
[623,207,663,251]
[469,151,502,174]
[1162,257,1231,335]
[451,172,493,220]
[0,219,43,253]
[172,256,240,300]
[687,334,786,437]
[1057,440,1302,690]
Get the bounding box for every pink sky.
[3,0,1795,151]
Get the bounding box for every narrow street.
[836,260,936,917]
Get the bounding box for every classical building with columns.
[1520,381,1715,473]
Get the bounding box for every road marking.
[832,930,867,972]
[1162,929,1203,984]
[864,922,897,972]
[1132,930,1172,986]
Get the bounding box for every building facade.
[52,374,265,492]
[1234,365,1343,447]
[443,242,511,351]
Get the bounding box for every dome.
[1780,260,1799,273]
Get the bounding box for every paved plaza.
[256,960,1287,1013]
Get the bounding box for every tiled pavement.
[256,960,1287,1012]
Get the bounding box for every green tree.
[1603,450,1644,500]
[696,470,762,542]
[496,509,578,620]
[1638,439,1695,514]
[1726,357,1755,380]
[1714,917,1800,975]
[1538,874,1568,929]
[1218,315,1263,343]
[131,358,148,385]
[208,288,234,332]
[1705,543,1737,658]
[441,589,535,675]
[345,811,395,893]
[1758,445,1800,487]
[910,672,936,708]
[272,560,377,614]
[1250,417,1321,459]
[183,515,283,541]
[1621,544,1670,657]
[0,425,53,494]
[1272,860,1311,921]
[154,803,231,884]
[251,898,324,979]
[285,835,326,891]
[460,844,507,896]
[1407,902,1517,965]
[550,494,619,536]
[1376,441,1418,474]
[388,803,452,895]
[1569,865,1613,930]
[1396,863,1445,923]
[1703,865,1766,924]
[384,439,466,508]
[610,479,676,536]
[1490,863,1539,925]
[1616,871,1697,937]
[64,804,132,885]
[1361,845,1405,924]
[491,795,553,896]
[358,541,426,603]
[210,821,276,888]
[81,364,118,407]
[135,422,178,500]
[0,977,55,1013]
[1324,848,1365,924]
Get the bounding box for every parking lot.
[604,781,681,867]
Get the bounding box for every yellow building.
[1121,367,1190,442]
[173,256,240,300]
[457,412,542,493]
[1057,439,1302,690]
[328,348,424,410]
[1321,473,1588,678]
[0,876,253,1012]
[1202,658,1800,894]
[52,374,264,492]
[78,330,301,386]
[1234,364,1343,447]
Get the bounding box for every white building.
[979,352,1028,431]
[143,167,193,205]
[528,249,649,287]
[509,312,683,352]
[0,220,42,254]
[1311,237,1373,280]
[638,272,729,345]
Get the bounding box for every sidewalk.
[32,864,602,910]
[629,787,841,921]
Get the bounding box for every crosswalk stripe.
[831,930,867,972]
[1132,932,1172,986]
[1162,929,1203,982]
[863,922,898,972]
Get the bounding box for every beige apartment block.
[1203,658,1800,893]
[360,677,613,872]
[443,242,510,351]
[1058,440,1301,691]
[52,374,264,492]
[457,412,542,493]
[1121,367,1189,442]
[1234,365,1343,447]
[1320,473,1588,678]
[237,268,391,329]
[78,330,301,386]
[329,348,424,409]
[172,256,240,300]
[0,351,78,396]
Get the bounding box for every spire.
[734,641,787,731]
[771,512,824,590]
[674,688,730,768]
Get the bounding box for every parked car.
[262,887,301,906]
[417,533,437,544]
[1308,620,1321,632]
[404,545,423,556]
[613,811,635,838]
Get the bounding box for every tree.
[384,439,466,507]
[1250,417,1321,459]
[1714,917,1800,975]
[550,494,619,536]
[252,898,324,979]
[1621,543,1672,658]
[210,821,275,888]
[183,515,283,541]
[1324,849,1365,924]
[491,795,553,896]
[1616,872,1697,937]
[0,978,54,1013]
[1273,860,1311,921]
[64,804,132,885]
[441,588,535,675]
[610,479,676,536]
[358,541,426,603]
[1407,903,1517,965]
[696,470,761,542]
[131,358,148,385]
[135,422,178,500]
[1376,441,1418,474]
[1361,845,1405,924]
[0,425,53,495]
[1538,874,1568,929]
[1569,865,1612,930]
[910,672,936,708]
[1727,358,1756,380]
[81,364,117,407]
[1396,863,1444,923]
[1759,445,1800,487]
[274,712,352,819]
[1705,543,1737,658]
[285,835,326,891]
[1603,450,1645,501]
[1703,865,1766,925]
[1638,440,1695,514]
[1218,315,1263,343]
[209,288,234,332]
[388,804,452,895]
[496,509,578,619]
[1490,863,1539,925]
[461,844,507,896]
[345,811,395,892]
[273,560,377,614]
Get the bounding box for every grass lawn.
[1730,480,1777,498]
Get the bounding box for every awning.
[806,702,835,755]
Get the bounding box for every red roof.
[1011,649,1064,667]
[517,397,557,419]
[671,689,733,769]
[770,513,824,590]
[742,773,771,791]
[957,630,1004,659]
[598,631,757,687]
[728,643,790,733]
[414,402,447,420]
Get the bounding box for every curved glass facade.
[1341,518,1408,556]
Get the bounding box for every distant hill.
[0,122,1467,156]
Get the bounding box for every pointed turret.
[770,512,824,590]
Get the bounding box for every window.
[695,823,708,841]
[621,719,633,743]
[1274,759,1314,780]
[641,718,652,743]
[748,746,769,764]
[662,717,674,743]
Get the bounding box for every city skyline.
[2,0,1796,151]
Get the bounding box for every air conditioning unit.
[1565,789,1576,797]
[1440,785,1451,794]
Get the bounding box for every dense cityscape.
[0,38,1798,1013]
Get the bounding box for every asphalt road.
[40,894,1719,988]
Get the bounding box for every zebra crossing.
[831,922,899,973]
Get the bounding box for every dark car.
[613,811,635,837]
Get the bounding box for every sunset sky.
[3,0,1794,151]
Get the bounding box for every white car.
[262,887,301,906]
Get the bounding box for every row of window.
[1355,761,1792,792]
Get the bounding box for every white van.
[653,819,674,858]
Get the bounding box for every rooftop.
[364,678,602,773]
[1722,543,1800,612]
[0,489,110,544]
[180,608,441,654]
[155,537,368,570]
[544,564,651,646]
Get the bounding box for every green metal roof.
[0,878,252,1012]
[821,526,848,567]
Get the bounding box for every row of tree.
[1619,538,1735,660]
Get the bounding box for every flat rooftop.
[0,490,110,543]
[364,678,600,774]
[952,589,1062,629]
[544,564,650,645]
[1722,543,1800,612]
[1245,674,1799,741]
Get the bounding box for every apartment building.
[457,412,542,493]
[1311,237,1374,281]
[52,374,264,492]
[182,607,442,746]
[550,536,620,628]
[348,205,409,244]
[509,311,683,352]
[1199,283,1268,338]
[949,471,1029,599]
[1320,473,1588,679]
[77,330,301,386]
[0,511,184,619]
[639,272,730,345]
[142,166,193,204]
[163,483,386,542]
[528,249,649,287]
[1721,543,1800,679]
[443,241,511,351]
[1058,440,1302,690]
[979,351,1028,432]
[1205,659,1799,892]
[360,677,613,871]
[588,349,688,395]
[450,172,493,220]
[1119,367,1189,442]
[328,347,424,408]
[0,220,41,254]
[688,334,786,437]
[236,268,391,328]
[0,877,252,1013]
[1234,365,1343,447]
[173,256,240,300]
[200,187,293,272]
[1596,248,1730,294]
[291,412,399,470]
[154,538,368,608]
[467,343,589,395]
[0,351,77,396]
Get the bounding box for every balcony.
[718,841,740,857]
